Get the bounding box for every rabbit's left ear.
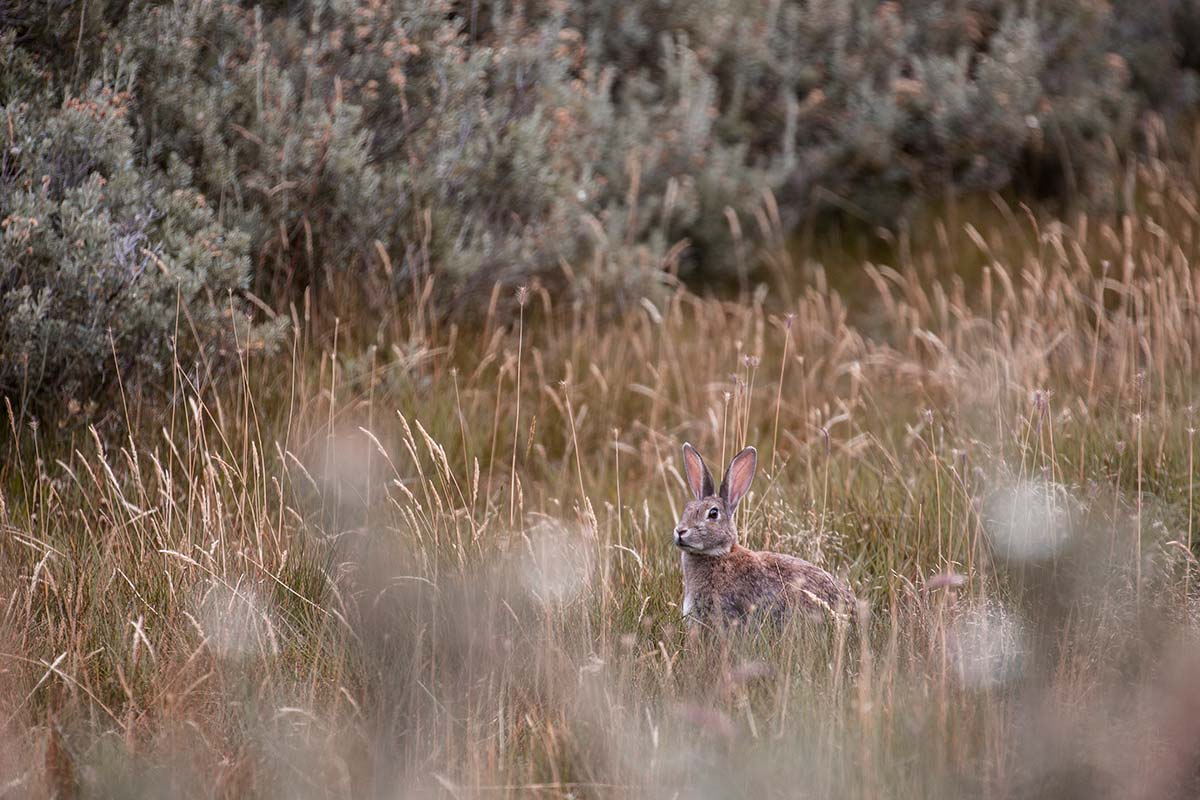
[720,446,757,511]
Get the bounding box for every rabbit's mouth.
[674,530,699,551]
[675,532,723,555]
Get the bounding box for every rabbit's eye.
[707,507,720,520]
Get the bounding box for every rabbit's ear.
[682,443,715,499]
[720,446,757,510]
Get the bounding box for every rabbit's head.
[674,443,757,556]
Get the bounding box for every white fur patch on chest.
[682,593,694,617]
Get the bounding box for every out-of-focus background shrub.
[0,33,274,427]
[3,0,1200,419]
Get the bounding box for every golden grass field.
[3,159,1200,798]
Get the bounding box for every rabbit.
[674,442,856,629]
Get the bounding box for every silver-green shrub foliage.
[113,0,1185,293]
[2,0,1199,420]
[0,36,275,426]
[118,0,769,314]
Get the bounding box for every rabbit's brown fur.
[675,443,855,628]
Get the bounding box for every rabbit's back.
[683,546,854,627]
[759,551,856,618]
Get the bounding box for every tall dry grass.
[2,158,1200,798]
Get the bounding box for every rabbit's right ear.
[682,443,715,499]
[720,446,757,511]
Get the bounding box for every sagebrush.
[5,0,1200,417]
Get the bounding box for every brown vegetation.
[3,148,1200,794]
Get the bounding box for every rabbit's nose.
[674,527,688,544]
